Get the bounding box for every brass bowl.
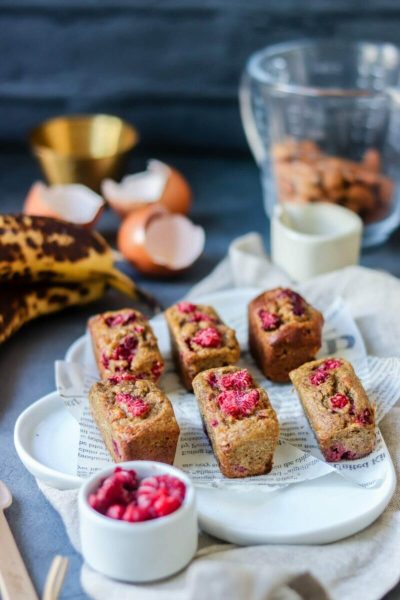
[29,114,139,191]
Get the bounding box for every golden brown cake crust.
[88,308,164,382]
[89,378,180,464]
[289,357,376,462]
[248,288,323,382]
[192,366,279,478]
[165,302,240,390]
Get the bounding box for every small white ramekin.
[271,202,363,282]
[78,461,197,582]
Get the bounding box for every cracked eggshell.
[102,160,192,218]
[23,181,105,228]
[117,204,205,277]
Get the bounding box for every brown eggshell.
[117,204,204,277]
[23,181,60,219]
[159,167,192,214]
[23,181,104,229]
[117,205,173,276]
[103,160,192,218]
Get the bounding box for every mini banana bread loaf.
[289,357,376,462]
[89,378,180,464]
[248,288,323,382]
[192,366,279,478]
[165,301,240,390]
[88,308,164,382]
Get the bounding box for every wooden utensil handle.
[0,512,38,600]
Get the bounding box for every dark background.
[2,1,400,153]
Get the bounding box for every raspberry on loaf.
[248,288,323,382]
[289,357,376,462]
[165,301,240,390]
[192,366,279,478]
[89,378,180,464]
[88,308,164,382]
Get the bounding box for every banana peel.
[0,280,106,344]
[0,214,161,311]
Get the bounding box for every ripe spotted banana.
[0,214,158,309]
[0,280,105,344]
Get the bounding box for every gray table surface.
[1,149,399,599]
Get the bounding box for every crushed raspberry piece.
[189,311,216,323]
[278,289,305,316]
[151,360,164,380]
[115,393,151,417]
[292,295,305,316]
[134,325,145,334]
[258,309,281,331]
[325,445,346,462]
[88,493,102,511]
[207,372,219,389]
[342,450,358,460]
[310,359,342,385]
[88,468,138,513]
[106,504,126,519]
[113,466,139,489]
[111,335,138,361]
[330,393,350,410]
[104,312,136,327]
[310,358,343,385]
[123,504,151,523]
[217,389,260,418]
[177,301,196,313]
[220,369,253,391]
[88,468,185,522]
[309,370,328,386]
[112,439,121,458]
[191,327,222,348]
[325,445,357,462]
[233,465,247,474]
[101,352,110,369]
[210,419,219,427]
[320,359,342,371]
[108,373,137,385]
[355,408,373,425]
[137,475,186,518]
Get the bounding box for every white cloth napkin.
[39,233,400,600]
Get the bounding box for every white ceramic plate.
[14,288,396,544]
[14,391,81,490]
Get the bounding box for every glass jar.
[240,40,400,246]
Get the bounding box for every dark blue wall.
[1,1,400,152]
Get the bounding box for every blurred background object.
[29,114,138,190]
[240,40,400,246]
[2,1,400,154]
[117,204,205,276]
[102,159,192,217]
[23,181,105,226]
[271,202,363,281]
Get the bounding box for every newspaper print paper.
[55,298,399,490]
